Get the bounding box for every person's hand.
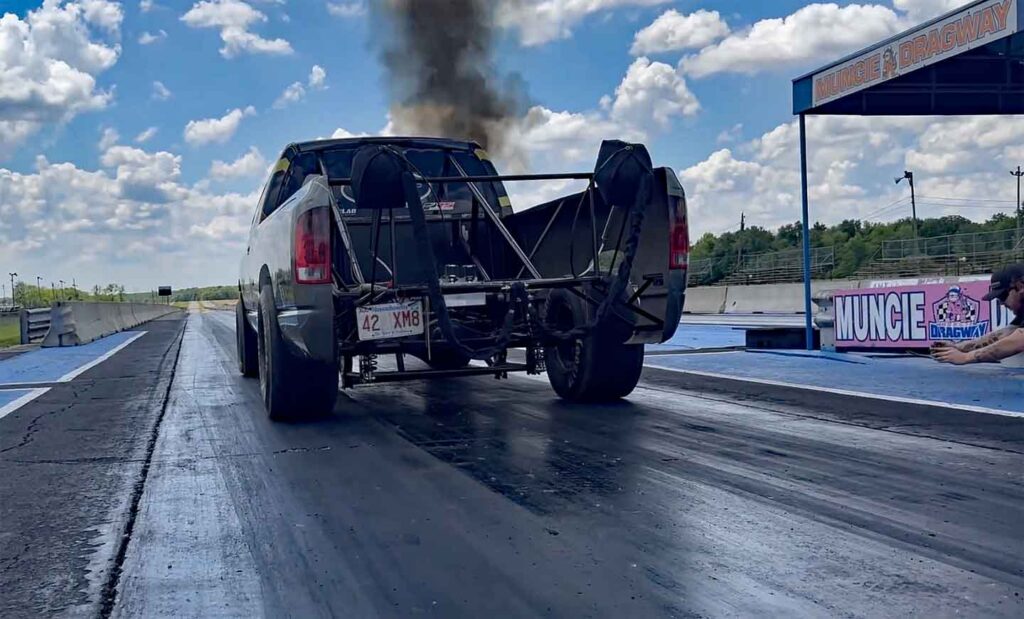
[933,347,972,365]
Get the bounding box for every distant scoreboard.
[158,286,172,297]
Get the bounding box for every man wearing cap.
[932,264,1024,365]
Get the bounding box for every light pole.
[8,272,16,307]
[58,280,65,301]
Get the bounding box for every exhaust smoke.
[371,0,528,163]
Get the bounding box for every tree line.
[690,213,1020,284]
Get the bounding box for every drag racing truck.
[237,137,688,420]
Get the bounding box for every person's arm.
[934,329,1024,364]
[956,327,1015,352]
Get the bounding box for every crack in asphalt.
[96,320,187,619]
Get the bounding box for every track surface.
[2,308,1023,617]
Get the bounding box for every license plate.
[356,300,424,341]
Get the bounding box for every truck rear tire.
[258,286,338,420]
[236,299,259,377]
[543,289,644,402]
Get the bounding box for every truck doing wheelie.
[237,137,688,419]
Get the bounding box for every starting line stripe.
[0,388,50,420]
[642,363,1022,419]
[56,332,148,383]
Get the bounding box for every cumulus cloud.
[135,126,158,143]
[0,151,259,287]
[151,80,172,100]
[181,0,293,58]
[607,57,699,127]
[140,0,156,12]
[326,2,366,18]
[678,114,1023,239]
[679,3,903,78]
[208,146,267,180]
[893,0,967,22]
[497,0,670,46]
[273,64,328,108]
[0,0,123,156]
[631,9,730,55]
[184,106,256,145]
[138,29,167,44]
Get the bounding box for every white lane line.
[642,364,1022,419]
[57,331,148,383]
[0,388,50,420]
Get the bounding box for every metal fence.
[880,228,1024,261]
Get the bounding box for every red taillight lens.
[294,207,331,284]
[669,217,689,270]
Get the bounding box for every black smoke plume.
[371,0,528,158]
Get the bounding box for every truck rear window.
[319,147,509,217]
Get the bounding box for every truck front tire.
[543,289,644,402]
[257,286,338,420]
[236,299,259,377]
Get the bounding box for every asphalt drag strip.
[0,316,185,617]
[109,309,1023,618]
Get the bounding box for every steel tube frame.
[799,114,814,350]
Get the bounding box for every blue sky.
[1,0,1018,291]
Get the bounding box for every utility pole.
[895,170,917,238]
[1012,166,1023,247]
[58,280,65,301]
[8,273,16,307]
[736,212,746,266]
[72,278,77,300]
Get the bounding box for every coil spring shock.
[359,353,378,383]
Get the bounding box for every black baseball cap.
[983,264,1024,301]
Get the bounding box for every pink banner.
[834,280,1016,348]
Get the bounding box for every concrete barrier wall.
[687,279,862,314]
[683,286,727,314]
[42,302,182,347]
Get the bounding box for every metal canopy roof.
[794,0,1024,115]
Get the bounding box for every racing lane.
[114,308,1023,618]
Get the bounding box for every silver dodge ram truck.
[238,137,688,420]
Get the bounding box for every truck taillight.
[294,207,331,284]
[669,217,689,270]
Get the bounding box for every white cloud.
[893,0,967,22]
[208,146,267,180]
[135,126,158,143]
[273,65,328,108]
[0,0,123,156]
[716,123,743,144]
[98,127,119,150]
[631,9,730,55]
[678,114,1023,239]
[151,80,172,100]
[326,2,366,18]
[273,81,305,109]
[180,0,293,58]
[308,64,327,90]
[680,3,903,78]
[138,29,167,44]
[184,106,255,145]
[497,0,670,46]
[140,0,156,12]
[0,152,260,288]
[608,57,699,127]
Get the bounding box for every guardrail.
[20,308,51,344]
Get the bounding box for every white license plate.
[356,300,425,341]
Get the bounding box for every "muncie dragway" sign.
[813,0,1018,107]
